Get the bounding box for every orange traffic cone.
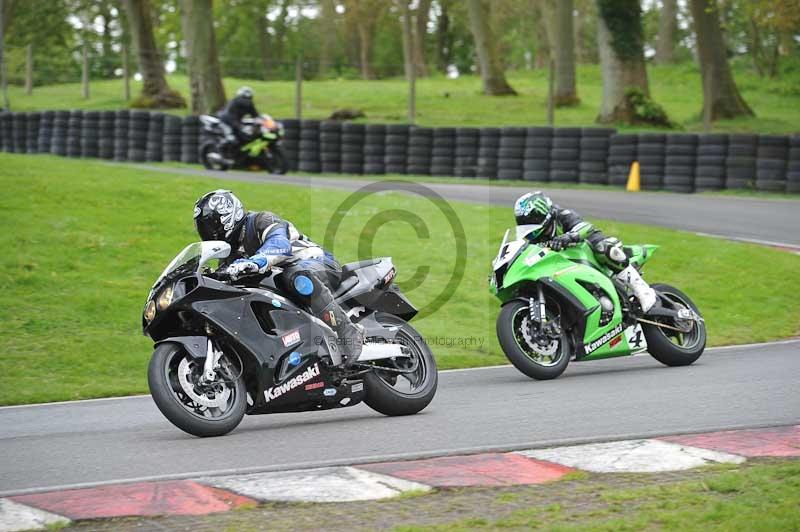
[626,161,641,192]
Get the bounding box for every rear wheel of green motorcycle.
[497,300,571,380]
[642,283,706,367]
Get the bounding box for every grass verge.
[1,153,798,405]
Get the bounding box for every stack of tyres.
[431,127,456,176]
[180,116,200,164]
[0,113,6,151]
[454,127,479,178]
[80,111,101,158]
[664,134,697,193]
[477,128,500,179]
[51,111,69,156]
[579,128,615,184]
[128,111,150,162]
[694,134,727,192]
[407,127,432,175]
[341,122,365,174]
[25,112,40,153]
[66,110,83,157]
[320,121,342,173]
[607,134,637,186]
[38,111,55,154]
[12,112,27,153]
[497,127,525,180]
[523,127,552,182]
[637,133,665,190]
[113,110,130,161]
[363,124,386,175]
[146,113,165,162]
[756,135,788,192]
[298,120,321,173]
[550,128,581,183]
[98,111,116,159]
[162,115,182,162]
[724,134,757,190]
[787,136,800,194]
[281,119,300,171]
[384,124,410,174]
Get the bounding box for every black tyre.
[642,283,706,367]
[200,142,231,171]
[362,313,437,416]
[496,299,570,380]
[148,343,247,437]
[266,145,290,174]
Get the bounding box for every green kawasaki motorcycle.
[490,231,706,380]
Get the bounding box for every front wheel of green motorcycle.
[497,300,571,380]
[642,283,706,367]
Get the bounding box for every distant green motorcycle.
[490,231,706,380]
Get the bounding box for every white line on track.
[1,338,797,410]
[694,231,800,252]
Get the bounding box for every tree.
[596,0,669,125]
[542,0,579,105]
[179,0,226,114]
[689,0,754,119]
[344,0,387,80]
[654,0,678,64]
[319,0,337,77]
[413,0,431,76]
[466,0,516,95]
[435,0,453,72]
[122,0,185,108]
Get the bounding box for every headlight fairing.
[144,300,156,322]
[156,284,174,311]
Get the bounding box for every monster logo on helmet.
[514,192,555,240]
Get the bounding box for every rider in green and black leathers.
[193,189,364,366]
[513,191,657,312]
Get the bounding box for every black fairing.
[143,263,415,415]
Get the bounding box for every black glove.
[550,233,579,251]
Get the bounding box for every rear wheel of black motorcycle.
[148,343,247,437]
[362,313,437,416]
[642,283,706,367]
[497,300,571,380]
[199,142,231,171]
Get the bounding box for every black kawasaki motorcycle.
[143,241,437,437]
[199,114,289,174]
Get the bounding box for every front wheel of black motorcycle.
[148,343,247,437]
[497,299,571,380]
[642,283,706,367]
[266,146,289,175]
[362,313,437,416]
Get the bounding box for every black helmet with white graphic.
[194,189,246,243]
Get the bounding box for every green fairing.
[242,138,269,157]
[492,240,658,361]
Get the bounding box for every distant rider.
[218,86,260,147]
[193,189,364,366]
[513,191,657,312]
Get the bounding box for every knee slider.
[293,274,315,296]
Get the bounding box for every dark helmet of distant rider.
[513,191,557,241]
[193,189,247,245]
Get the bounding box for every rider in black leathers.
[193,189,364,366]
[219,86,260,146]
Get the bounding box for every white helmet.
[236,86,254,99]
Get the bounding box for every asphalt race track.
[134,165,800,248]
[2,340,798,496]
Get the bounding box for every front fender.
[154,336,208,359]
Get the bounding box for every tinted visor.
[195,216,225,241]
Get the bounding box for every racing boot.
[320,301,364,367]
[615,265,657,313]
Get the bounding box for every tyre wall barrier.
[0,110,796,193]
